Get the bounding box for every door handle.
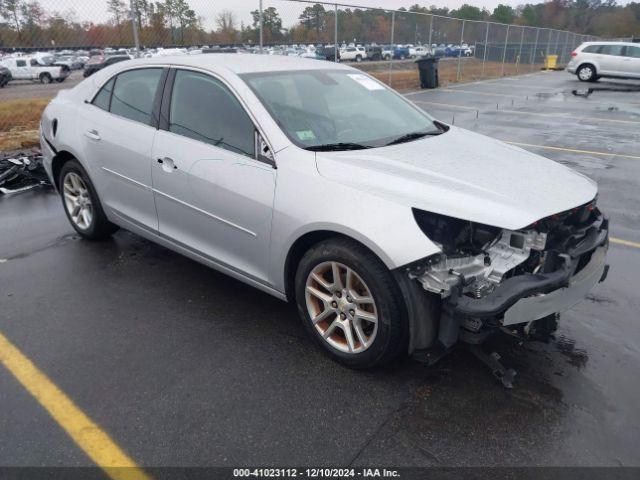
[157,157,177,172]
[84,129,100,140]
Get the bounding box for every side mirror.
[255,131,276,169]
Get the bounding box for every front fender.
[268,150,441,292]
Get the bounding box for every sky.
[38,0,634,31]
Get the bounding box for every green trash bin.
[416,56,439,89]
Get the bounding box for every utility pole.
[259,0,264,52]
[334,3,338,62]
[130,0,140,53]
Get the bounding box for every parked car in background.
[568,41,640,81]
[83,55,130,77]
[40,55,608,371]
[432,45,446,57]
[410,45,431,58]
[316,45,340,61]
[365,45,382,61]
[340,46,366,62]
[54,54,84,70]
[0,55,69,84]
[381,45,393,60]
[0,65,12,87]
[461,44,474,56]
[299,46,319,59]
[393,45,411,60]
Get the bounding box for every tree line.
[0,0,637,49]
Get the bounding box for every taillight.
[571,51,577,57]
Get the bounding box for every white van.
[567,41,640,81]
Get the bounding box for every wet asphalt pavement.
[0,71,639,469]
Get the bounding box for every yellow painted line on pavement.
[505,141,640,161]
[0,331,151,480]
[611,237,640,249]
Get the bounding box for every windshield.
[241,69,440,150]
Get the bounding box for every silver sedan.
[40,55,608,372]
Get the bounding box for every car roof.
[581,41,638,46]
[121,53,353,74]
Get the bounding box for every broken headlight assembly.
[407,209,547,300]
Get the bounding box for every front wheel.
[295,238,408,368]
[59,160,119,240]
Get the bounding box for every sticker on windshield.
[296,130,317,141]
[347,73,385,91]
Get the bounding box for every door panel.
[79,104,158,230]
[77,67,164,231]
[623,46,640,79]
[151,130,276,282]
[598,45,626,75]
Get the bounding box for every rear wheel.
[355,55,363,62]
[295,238,408,368]
[59,160,119,240]
[40,73,52,84]
[577,64,597,82]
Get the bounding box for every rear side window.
[582,45,601,53]
[626,46,640,58]
[92,78,115,111]
[168,70,255,157]
[599,45,625,56]
[110,68,162,125]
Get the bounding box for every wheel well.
[51,150,76,189]
[283,230,381,302]
[578,62,596,74]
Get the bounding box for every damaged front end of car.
[406,199,609,384]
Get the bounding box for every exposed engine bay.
[406,200,609,387]
[408,198,609,338]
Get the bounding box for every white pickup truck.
[1,56,69,84]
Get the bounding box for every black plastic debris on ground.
[0,149,50,195]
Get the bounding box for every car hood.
[315,127,597,230]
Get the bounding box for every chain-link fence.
[0,0,598,151]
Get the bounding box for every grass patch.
[0,98,49,150]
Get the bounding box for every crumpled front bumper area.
[439,212,609,347]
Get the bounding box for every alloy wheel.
[63,172,93,230]
[305,261,378,354]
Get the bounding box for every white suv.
[340,46,366,62]
[568,41,640,82]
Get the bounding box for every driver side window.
[168,70,255,157]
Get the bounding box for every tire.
[295,238,408,369]
[384,54,391,61]
[40,73,52,84]
[56,77,66,83]
[59,160,119,240]
[577,64,597,82]
[355,55,362,63]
